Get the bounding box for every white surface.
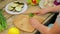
[57,0,60,2]
[39,0,55,8]
[39,0,46,8]
[5,2,28,14]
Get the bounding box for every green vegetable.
[37,0,41,4]
[0,24,3,31]
[29,13,34,17]
[0,9,7,32]
[27,0,31,4]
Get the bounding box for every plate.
[5,2,28,14]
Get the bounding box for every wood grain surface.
[0,0,54,34]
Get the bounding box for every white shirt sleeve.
[56,13,60,25]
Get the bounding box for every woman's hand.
[30,17,50,34]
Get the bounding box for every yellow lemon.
[8,27,20,34]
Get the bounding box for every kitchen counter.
[0,0,55,34]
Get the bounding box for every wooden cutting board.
[13,13,51,32]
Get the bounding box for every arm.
[49,14,60,34]
[49,22,60,34]
[48,5,60,12]
[35,5,60,15]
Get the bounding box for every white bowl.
[5,2,28,14]
[39,0,55,8]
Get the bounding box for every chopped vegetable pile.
[8,1,24,12]
[0,9,7,32]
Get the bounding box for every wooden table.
[0,0,55,34]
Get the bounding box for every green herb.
[0,9,7,32]
[29,13,34,17]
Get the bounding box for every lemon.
[8,27,20,34]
